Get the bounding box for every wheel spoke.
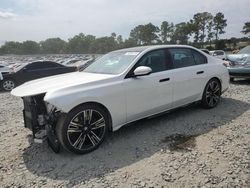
[84,109,93,124]
[90,131,101,142]
[87,134,99,146]
[206,91,211,98]
[208,97,214,106]
[213,85,220,93]
[73,133,83,147]
[77,135,86,149]
[91,117,105,130]
[68,122,82,133]
[67,129,82,133]
[70,121,83,127]
[209,82,214,91]
[213,95,219,102]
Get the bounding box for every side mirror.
[133,66,152,77]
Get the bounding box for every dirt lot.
[0,81,249,188]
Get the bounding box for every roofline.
[113,44,198,53]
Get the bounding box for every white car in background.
[0,64,11,81]
[11,45,229,154]
[210,50,226,60]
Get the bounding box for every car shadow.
[22,97,250,186]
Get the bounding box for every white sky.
[0,0,250,42]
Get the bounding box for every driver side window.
[136,49,167,73]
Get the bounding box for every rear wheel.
[201,78,221,108]
[1,79,16,91]
[56,104,109,154]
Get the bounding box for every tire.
[201,78,221,109]
[1,79,16,91]
[56,104,109,154]
[230,77,234,82]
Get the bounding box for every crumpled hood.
[11,71,115,97]
[226,54,250,64]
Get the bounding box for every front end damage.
[22,94,61,153]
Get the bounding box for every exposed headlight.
[223,61,230,67]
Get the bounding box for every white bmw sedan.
[11,45,229,154]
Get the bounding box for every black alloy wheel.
[202,78,221,108]
[56,104,109,154]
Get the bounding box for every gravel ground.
[0,81,249,188]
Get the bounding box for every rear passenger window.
[169,48,195,68]
[192,50,207,65]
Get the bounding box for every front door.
[124,49,173,122]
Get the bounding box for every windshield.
[83,51,140,74]
[13,63,28,72]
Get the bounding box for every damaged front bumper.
[22,94,61,152]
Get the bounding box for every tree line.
[0,12,249,55]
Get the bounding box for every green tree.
[89,37,118,54]
[40,38,66,54]
[160,21,174,44]
[206,20,215,46]
[215,39,226,50]
[171,22,193,44]
[67,33,95,54]
[123,38,137,48]
[241,22,250,36]
[0,41,22,54]
[21,40,40,54]
[130,23,159,45]
[116,35,123,48]
[111,32,117,39]
[191,12,213,45]
[213,12,227,41]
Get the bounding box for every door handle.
[196,71,204,75]
[159,78,170,82]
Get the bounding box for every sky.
[0,0,250,43]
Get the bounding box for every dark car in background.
[1,61,76,91]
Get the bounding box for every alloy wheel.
[66,109,106,151]
[205,80,221,107]
[3,80,15,91]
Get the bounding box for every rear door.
[168,48,208,108]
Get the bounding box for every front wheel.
[56,104,109,154]
[201,78,221,109]
[1,79,16,91]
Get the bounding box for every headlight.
[223,61,230,67]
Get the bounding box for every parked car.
[210,50,226,60]
[62,59,82,66]
[200,49,210,54]
[0,64,11,73]
[1,61,76,91]
[224,45,250,81]
[0,64,12,81]
[11,45,229,154]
